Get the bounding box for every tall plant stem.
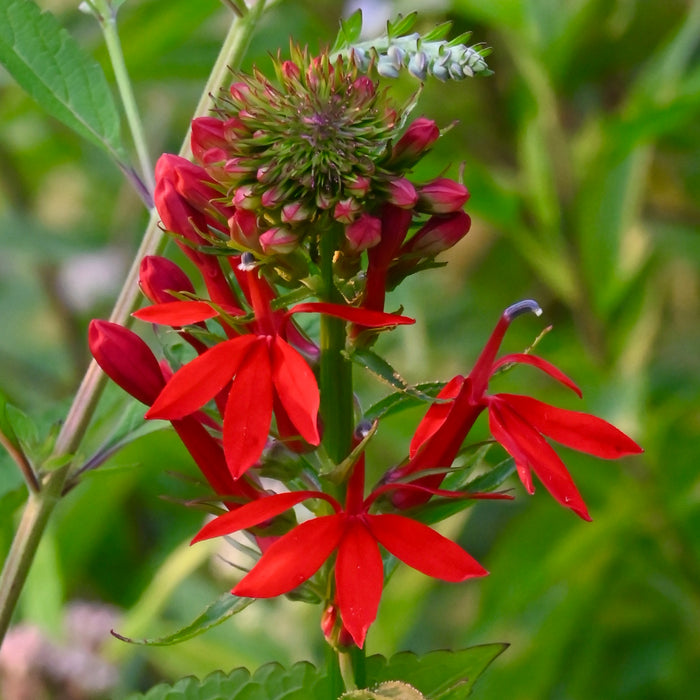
[318,226,354,465]
[0,1,269,646]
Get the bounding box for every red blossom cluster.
[89,54,642,649]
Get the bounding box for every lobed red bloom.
[391,300,643,519]
[137,292,414,479]
[192,455,490,647]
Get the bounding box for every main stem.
[318,226,354,465]
[0,2,269,646]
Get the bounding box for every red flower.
[392,300,643,519]
[191,455,491,647]
[137,292,414,479]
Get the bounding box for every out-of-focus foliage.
[0,0,698,698]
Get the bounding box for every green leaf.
[351,349,441,403]
[387,13,418,39]
[363,382,446,423]
[113,592,255,647]
[0,0,126,161]
[126,646,506,699]
[331,9,363,53]
[4,403,38,452]
[366,645,508,699]
[126,661,334,700]
[0,390,22,453]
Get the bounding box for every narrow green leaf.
[351,349,440,402]
[0,391,21,453]
[331,9,363,53]
[422,22,453,42]
[0,0,126,160]
[4,404,38,452]
[363,382,446,423]
[387,13,418,39]
[112,592,254,647]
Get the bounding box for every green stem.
[96,1,155,199]
[318,225,354,465]
[0,2,269,647]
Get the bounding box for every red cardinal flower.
[138,289,414,479]
[391,300,643,519]
[192,455,491,648]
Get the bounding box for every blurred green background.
[0,0,698,697]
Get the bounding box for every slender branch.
[0,430,40,494]
[0,1,270,646]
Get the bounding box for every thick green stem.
[318,226,354,464]
[0,2,270,646]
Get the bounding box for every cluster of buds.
[184,45,471,296]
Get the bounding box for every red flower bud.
[281,201,310,224]
[417,178,470,214]
[190,117,228,162]
[229,209,260,250]
[259,227,298,255]
[333,198,361,224]
[345,213,382,252]
[401,210,472,257]
[139,256,196,304]
[390,117,440,167]
[386,177,418,209]
[89,320,165,406]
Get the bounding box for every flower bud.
[259,227,299,255]
[89,320,165,406]
[333,198,361,224]
[345,213,382,252]
[390,117,440,167]
[386,178,418,209]
[229,209,260,250]
[400,210,472,257]
[281,201,310,224]
[233,184,261,210]
[190,117,228,162]
[139,256,195,304]
[416,178,470,214]
[346,175,371,198]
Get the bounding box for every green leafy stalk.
[0,0,271,646]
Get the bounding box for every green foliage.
[0,0,126,162]
[126,645,506,699]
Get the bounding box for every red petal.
[271,337,320,446]
[491,354,582,397]
[233,515,345,597]
[289,302,415,327]
[489,398,591,520]
[336,520,384,648]
[366,513,488,581]
[409,376,465,458]
[133,301,219,326]
[499,393,643,458]
[146,335,257,419]
[191,490,339,543]
[223,340,273,478]
[488,407,535,493]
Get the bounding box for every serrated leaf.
[126,661,335,700]
[113,592,254,647]
[0,0,126,161]
[351,349,438,402]
[366,645,508,699]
